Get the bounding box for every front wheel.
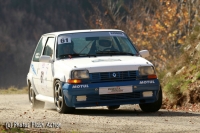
[28,82,45,109]
[54,80,75,114]
[139,87,162,112]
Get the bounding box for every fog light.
[76,96,87,101]
[143,91,153,97]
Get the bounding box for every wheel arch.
[53,73,66,83]
[27,73,39,95]
[53,73,66,100]
[27,72,33,86]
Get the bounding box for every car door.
[39,36,55,97]
[31,36,47,94]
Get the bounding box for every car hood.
[57,56,153,73]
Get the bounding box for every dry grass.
[160,27,200,108]
[0,86,28,94]
[161,56,197,106]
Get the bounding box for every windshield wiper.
[85,54,96,57]
[96,51,118,54]
[59,54,80,59]
[96,51,136,56]
[59,53,97,59]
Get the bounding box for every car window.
[56,32,138,58]
[32,36,47,62]
[73,38,93,54]
[43,37,55,57]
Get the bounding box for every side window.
[43,37,55,57]
[32,36,47,62]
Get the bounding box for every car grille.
[89,71,137,83]
[85,92,141,101]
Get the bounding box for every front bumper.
[62,79,160,107]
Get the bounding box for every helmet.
[58,41,74,56]
[97,39,112,51]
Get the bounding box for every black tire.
[107,105,120,110]
[28,82,45,109]
[54,80,75,114]
[139,87,162,112]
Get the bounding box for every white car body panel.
[36,94,54,103]
[54,56,152,73]
[30,62,41,94]
[38,62,54,96]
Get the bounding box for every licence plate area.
[99,86,132,95]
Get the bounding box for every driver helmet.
[63,43,73,54]
[97,38,112,51]
[58,42,74,56]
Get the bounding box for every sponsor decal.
[108,87,123,92]
[72,84,89,88]
[109,32,125,37]
[58,36,71,44]
[92,58,121,62]
[139,80,155,84]
[31,64,37,75]
[40,71,44,83]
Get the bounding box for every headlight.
[72,70,89,79]
[138,66,155,75]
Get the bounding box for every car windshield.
[56,31,138,58]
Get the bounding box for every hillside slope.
[160,23,200,110]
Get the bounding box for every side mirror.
[139,50,149,58]
[39,55,53,63]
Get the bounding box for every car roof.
[43,29,124,36]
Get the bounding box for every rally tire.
[139,87,162,112]
[28,82,45,109]
[54,80,75,114]
[107,105,120,110]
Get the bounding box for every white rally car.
[27,29,162,113]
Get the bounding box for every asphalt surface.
[0,94,200,132]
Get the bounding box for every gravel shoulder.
[0,94,200,132]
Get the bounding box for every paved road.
[0,94,200,132]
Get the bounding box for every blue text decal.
[31,64,37,75]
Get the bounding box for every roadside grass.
[196,72,200,80]
[163,75,191,103]
[159,23,200,107]
[0,86,28,94]
[160,54,198,106]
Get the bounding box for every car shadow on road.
[44,103,200,117]
[72,108,200,117]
